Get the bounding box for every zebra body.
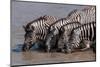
[81,6,96,24]
[22,15,58,51]
[66,6,96,24]
[45,6,96,52]
[47,6,95,37]
[45,18,78,52]
[65,22,96,53]
[57,22,81,52]
[45,9,82,52]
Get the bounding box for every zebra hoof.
[64,49,72,54]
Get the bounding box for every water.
[11,1,96,66]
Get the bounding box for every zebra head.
[64,30,81,53]
[57,28,71,52]
[22,25,36,51]
[45,33,54,52]
[64,42,74,53]
[45,27,60,52]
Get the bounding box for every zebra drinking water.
[45,6,96,52]
[22,15,58,51]
[57,22,81,52]
[45,18,77,52]
[65,22,96,53]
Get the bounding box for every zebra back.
[80,6,96,24]
[69,22,96,48]
[63,6,96,25]
[25,15,58,40]
[49,18,74,33]
[24,15,47,32]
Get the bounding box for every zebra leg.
[81,40,91,51]
[45,40,51,52]
[64,48,72,53]
[45,38,52,52]
[81,44,90,51]
[45,45,51,52]
[61,48,66,53]
[64,43,73,53]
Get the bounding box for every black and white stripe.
[48,6,96,36]
[65,22,96,53]
[57,22,81,52]
[49,18,73,36]
[22,15,58,51]
[45,18,76,52]
[66,6,96,24]
[45,6,96,52]
[30,15,58,40]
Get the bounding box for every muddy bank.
[11,49,95,66]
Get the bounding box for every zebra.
[45,6,96,52]
[66,6,96,24]
[45,18,80,52]
[57,22,81,52]
[48,6,96,37]
[64,22,96,53]
[80,6,96,24]
[22,15,58,51]
[45,9,83,52]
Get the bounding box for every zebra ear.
[43,15,47,17]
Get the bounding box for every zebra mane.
[67,9,78,17]
[60,22,81,29]
[49,18,67,27]
[82,6,95,11]
[25,15,47,29]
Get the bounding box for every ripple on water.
[12,44,39,52]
